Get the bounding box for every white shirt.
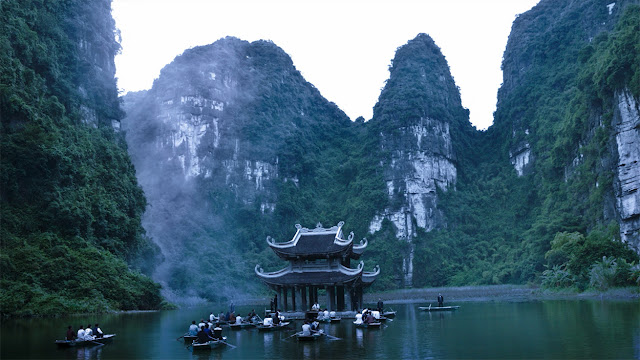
[77,329,85,339]
[301,323,311,336]
[323,310,329,318]
[329,311,336,318]
[210,313,215,321]
[263,318,273,326]
[372,311,380,319]
[83,328,94,340]
[354,313,363,325]
[235,316,242,325]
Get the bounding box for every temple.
[255,221,379,312]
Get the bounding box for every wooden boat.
[229,321,258,330]
[256,321,290,332]
[182,335,197,343]
[55,334,116,347]
[355,322,382,329]
[330,317,341,323]
[191,339,223,350]
[296,331,323,341]
[382,310,396,318]
[418,305,460,311]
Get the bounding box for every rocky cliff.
[366,34,474,286]
[123,37,353,301]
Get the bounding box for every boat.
[418,305,460,311]
[229,321,259,330]
[296,331,323,341]
[182,335,197,343]
[55,334,116,347]
[355,322,382,329]
[191,339,224,350]
[330,317,341,323]
[382,310,396,318]
[256,322,291,332]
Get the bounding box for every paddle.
[219,340,237,349]
[312,329,341,341]
[283,331,302,340]
[176,335,185,341]
[88,340,105,347]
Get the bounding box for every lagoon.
[1,300,639,359]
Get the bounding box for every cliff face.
[123,37,352,301]
[366,34,473,286]
[0,0,162,316]
[615,90,640,248]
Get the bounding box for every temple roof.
[267,222,367,260]
[254,262,366,286]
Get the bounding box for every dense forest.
[0,0,167,316]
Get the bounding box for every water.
[1,300,639,359]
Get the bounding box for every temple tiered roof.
[267,221,368,260]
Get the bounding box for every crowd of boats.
[53,296,460,351]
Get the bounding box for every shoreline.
[363,284,640,304]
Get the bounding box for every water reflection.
[355,328,364,348]
[75,346,102,360]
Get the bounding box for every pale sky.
[112,0,540,130]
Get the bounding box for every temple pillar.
[283,287,288,311]
[345,286,353,311]
[278,287,283,311]
[358,287,363,310]
[337,286,345,311]
[291,286,296,312]
[313,286,318,306]
[327,286,335,311]
[301,285,307,311]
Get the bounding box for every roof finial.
[295,224,302,230]
[316,222,323,228]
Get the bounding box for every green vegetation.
[0,0,166,316]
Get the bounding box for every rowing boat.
[382,310,396,318]
[229,321,259,330]
[355,322,381,328]
[191,339,223,350]
[256,322,290,332]
[418,305,460,311]
[55,334,116,347]
[296,331,323,341]
[182,335,197,343]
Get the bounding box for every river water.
[1,299,639,359]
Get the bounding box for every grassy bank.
[364,284,640,304]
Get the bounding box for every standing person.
[66,325,76,341]
[209,312,216,322]
[377,298,384,312]
[274,294,278,310]
[229,300,235,314]
[437,293,444,307]
[273,309,280,325]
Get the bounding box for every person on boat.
[84,324,94,340]
[93,323,103,338]
[196,326,213,344]
[203,323,214,338]
[377,298,384,312]
[77,325,85,340]
[212,325,223,340]
[301,320,311,336]
[263,315,273,327]
[311,302,320,311]
[198,319,206,329]
[209,312,216,322]
[229,300,235,314]
[329,310,336,319]
[224,311,230,322]
[365,311,376,324]
[273,310,281,325]
[235,315,243,325]
[218,311,225,322]
[437,293,444,307]
[311,319,320,331]
[229,312,236,323]
[188,320,199,336]
[66,325,76,341]
[247,309,257,321]
[323,309,329,320]
[353,313,363,325]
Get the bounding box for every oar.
[88,340,105,347]
[219,340,237,349]
[283,330,301,340]
[176,334,185,341]
[312,329,341,341]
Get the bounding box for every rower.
[311,319,320,331]
[263,315,273,327]
[213,324,223,340]
[229,312,236,323]
[377,298,384,312]
[196,325,212,344]
[66,325,76,341]
[273,310,280,325]
[235,315,243,325]
[301,320,311,336]
[93,323,104,338]
[437,293,444,307]
[209,312,216,322]
[203,323,213,338]
[353,313,363,325]
[188,320,198,336]
[198,319,206,329]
